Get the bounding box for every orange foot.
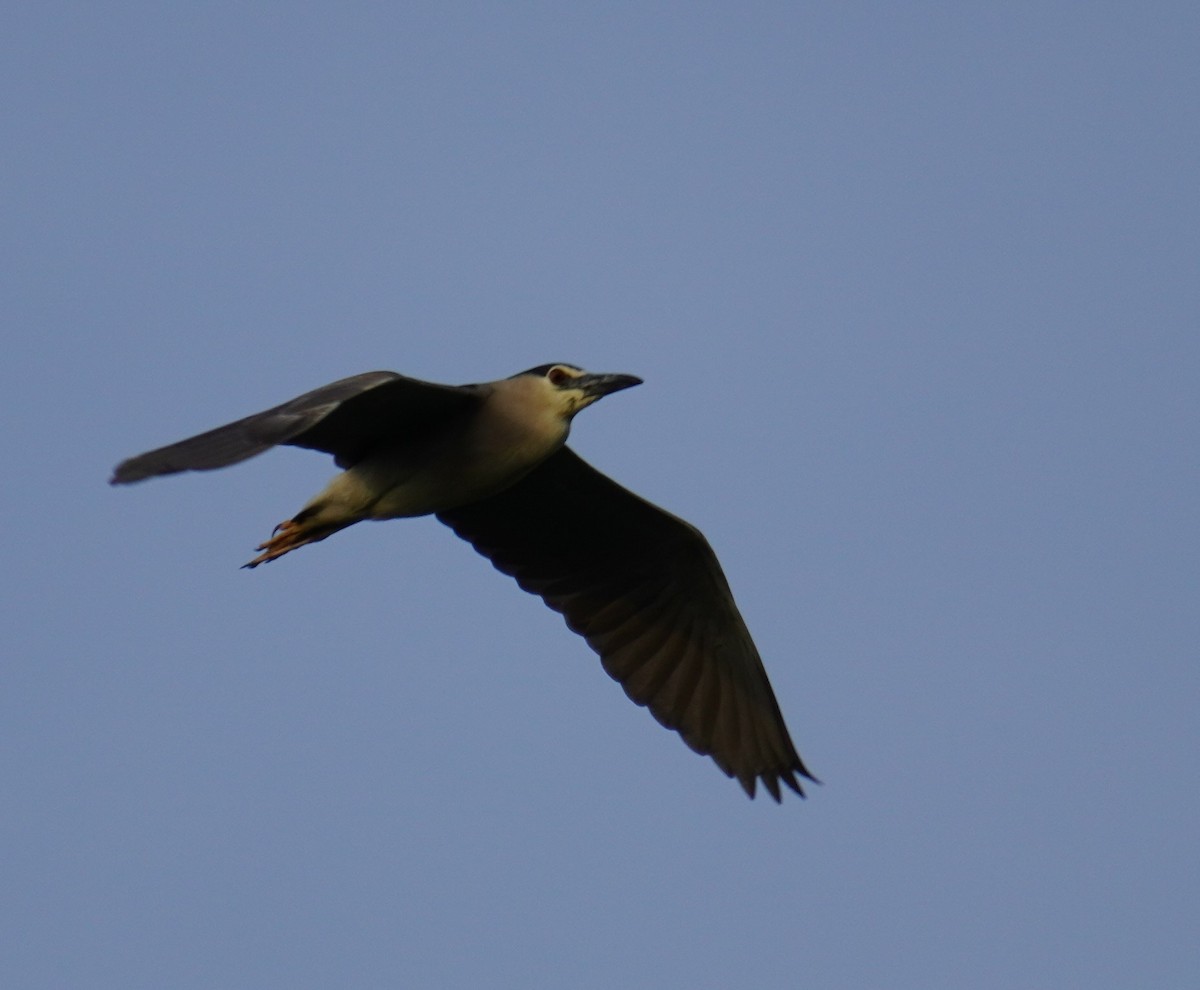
[243,519,307,569]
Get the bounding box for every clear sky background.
[4,4,1197,988]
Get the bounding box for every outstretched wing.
[438,447,815,801]
[111,372,481,484]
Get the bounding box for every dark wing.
[110,372,482,484]
[438,447,815,801]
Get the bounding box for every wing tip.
[737,760,821,803]
[109,458,178,485]
[109,462,140,485]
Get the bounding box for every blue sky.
[4,4,1198,987]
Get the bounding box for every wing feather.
[111,372,480,484]
[438,447,815,800]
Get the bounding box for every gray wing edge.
[109,371,402,484]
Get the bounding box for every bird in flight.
[111,364,816,800]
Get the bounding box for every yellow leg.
[243,519,319,568]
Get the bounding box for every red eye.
[547,366,570,386]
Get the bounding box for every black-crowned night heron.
[111,364,816,800]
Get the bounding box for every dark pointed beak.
[578,372,643,400]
